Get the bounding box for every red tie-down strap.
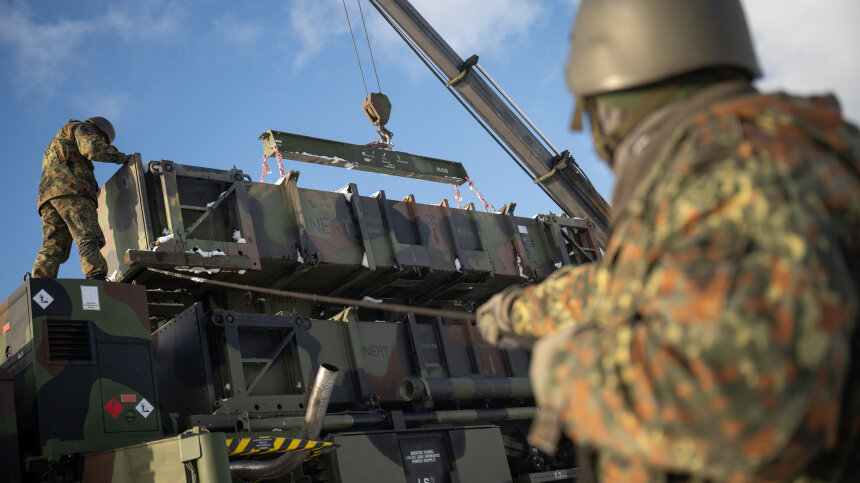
[465,176,495,212]
[260,154,270,182]
[260,143,287,182]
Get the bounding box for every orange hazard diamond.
[104,398,123,419]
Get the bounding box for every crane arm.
[367,0,611,246]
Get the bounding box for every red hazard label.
[104,398,123,418]
[121,393,137,403]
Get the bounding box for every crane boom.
[368,0,611,246]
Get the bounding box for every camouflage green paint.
[38,119,126,211]
[0,278,161,461]
[512,92,860,480]
[0,367,22,483]
[324,426,512,483]
[261,130,469,185]
[81,428,231,483]
[98,157,597,310]
[33,195,107,279]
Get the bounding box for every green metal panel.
[80,429,231,483]
[261,130,469,185]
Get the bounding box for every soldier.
[33,117,129,280]
[478,0,860,481]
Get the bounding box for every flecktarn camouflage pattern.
[38,119,126,210]
[33,196,107,279]
[512,92,860,480]
[33,119,126,279]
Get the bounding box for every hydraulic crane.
[368,0,612,247]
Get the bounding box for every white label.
[518,225,529,234]
[33,289,54,309]
[135,398,154,418]
[404,449,440,464]
[81,286,100,311]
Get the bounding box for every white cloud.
[742,0,860,123]
[73,92,135,121]
[287,0,349,69]
[286,0,544,74]
[213,13,263,52]
[403,0,542,59]
[0,1,95,94]
[0,0,188,96]
[103,0,188,43]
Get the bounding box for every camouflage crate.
[99,157,600,309]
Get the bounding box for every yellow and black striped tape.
[225,436,336,460]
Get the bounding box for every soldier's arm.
[509,262,596,338]
[529,157,857,478]
[73,122,126,164]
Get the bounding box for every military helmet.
[566,0,762,98]
[85,116,116,144]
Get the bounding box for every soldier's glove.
[477,286,532,349]
[527,328,573,455]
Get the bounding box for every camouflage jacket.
[38,119,126,211]
[512,88,860,481]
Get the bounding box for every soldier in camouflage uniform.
[478,0,860,481]
[33,117,128,280]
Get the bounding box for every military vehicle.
[1,2,608,482]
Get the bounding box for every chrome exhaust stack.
[230,363,339,481]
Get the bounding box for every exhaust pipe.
[230,363,339,481]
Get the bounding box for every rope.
[455,184,463,209]
[356,0,381,92]
[342,0,368,96]
[465,176,495,212]
[145,267,477,321]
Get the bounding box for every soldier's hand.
[476,286,531,348]
[526,328,572,455]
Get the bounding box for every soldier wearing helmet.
[33,117,129,280]
[477,0,860,480]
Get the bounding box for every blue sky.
[0,0,858,298]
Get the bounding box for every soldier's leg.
[32,202,74,278]
[51,196,108,279]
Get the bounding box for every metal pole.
[475,64,561,157]
[146,268,477,322]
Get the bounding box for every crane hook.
[363,92,393,147]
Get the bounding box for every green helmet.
[566,0,762,98]
[85,116,116,144]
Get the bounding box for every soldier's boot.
[32,202,74,278]
[78,238,108,280]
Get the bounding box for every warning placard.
[104,398,123,419]
[81,286,100,311]
[136,398,154,418]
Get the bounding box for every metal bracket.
[445,54,479,87]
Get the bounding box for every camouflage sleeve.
[529,156,856,478]
[509,263,596,338]
[72,122,126,163]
